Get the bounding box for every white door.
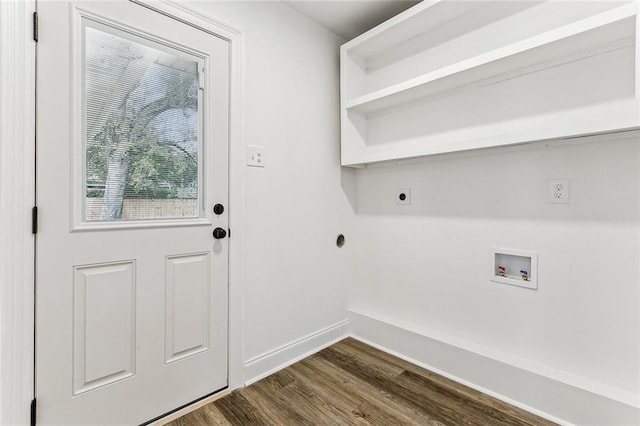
[36,1,230,424]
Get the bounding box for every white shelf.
[345,1,493,58]
[340,1,640,167]
[343,102,640,166]
[346,5,636,115]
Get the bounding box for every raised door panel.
[165,253,210,363]
[73,261,136,394]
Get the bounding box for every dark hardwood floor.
[167,338,556,425]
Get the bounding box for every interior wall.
[191,2,639,409]
[352,134,640,401]
[191,1,356,369]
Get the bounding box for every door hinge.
[32,206,37,234]
[32,12,38,42]
[30,398,36,426]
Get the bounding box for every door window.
[83,22,204,222]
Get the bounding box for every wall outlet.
[247,145,265,167]
[396,188,411,205]
[548,179,569,204]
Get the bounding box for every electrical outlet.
[548,179,569,204]
[396,188,411,205]
[247,145,265,168]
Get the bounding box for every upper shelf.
[340,0,640,167]
[344,1,540,71]
[345,4,637,115]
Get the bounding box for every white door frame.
[0,1,245,423]
[0,0,36,424]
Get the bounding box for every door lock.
[213,204,224,215]
[212,227,227,239]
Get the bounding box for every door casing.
[0,1,36,424]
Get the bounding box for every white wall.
[190,1,356,378]
[353,134,640,411]
[182,4,639,420]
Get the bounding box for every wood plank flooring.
[167,338,556,426]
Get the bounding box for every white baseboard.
[349,309,640,426]
[243,319,349,386]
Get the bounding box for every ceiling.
[283,1,421,40]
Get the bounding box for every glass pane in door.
[84,24,202,221]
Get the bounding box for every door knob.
[212,227,227,239]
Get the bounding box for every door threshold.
[143,387,230,426]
